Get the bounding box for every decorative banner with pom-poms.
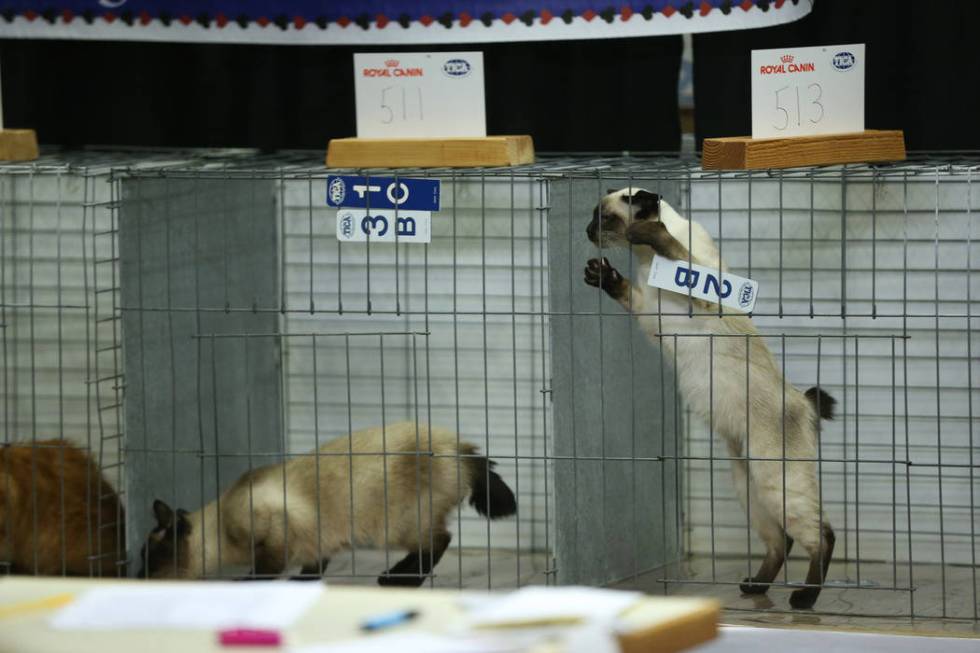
[0,1,811,44]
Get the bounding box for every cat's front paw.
[584,257,627,299]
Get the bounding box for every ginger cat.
[0,439,125,576]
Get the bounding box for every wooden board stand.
[0,128,39,161]
[326,135,534,168]
[702,129,905,170]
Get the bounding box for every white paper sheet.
[354,52,486,138]
[294,631,526,653]
[50,582,322,630]
[465,586,641,628]
[751,43,865,139]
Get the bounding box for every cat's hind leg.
[753,464,835,609]
[787,519,835,609]
[732,458,793,595]
[740,528,793,594]
[378,531,451,588]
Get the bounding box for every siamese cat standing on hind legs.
[584,188,836,609]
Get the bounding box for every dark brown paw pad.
[584,257,625,296]
[789,587,819,610]
[377,573,426,588]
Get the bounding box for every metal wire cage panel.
[117,164,562,588]
[670,161,980,622]
[0,150,258,579]
[0,152,184,578]
[4,150,977,628]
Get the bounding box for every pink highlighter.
[218,628,283,647]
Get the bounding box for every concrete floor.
[317,548,551,590]
[610,555,980,637]
[297,550,980,637]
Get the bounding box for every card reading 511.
[354,52,486,138]
[751,44,865,139]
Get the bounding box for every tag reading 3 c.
[647,256,760,313]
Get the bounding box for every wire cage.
[0,151,223,578]
[0,151,977,628]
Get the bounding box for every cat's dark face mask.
[586,188,661,246]
[137,499,191,579]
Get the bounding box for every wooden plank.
[0,129,39,161]
[618,597,720,653]
[702,130,905,170]
[326,135,534,168]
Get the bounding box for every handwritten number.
[808,83,824,124]
[774,83,825,130]
[379,86,425,123]
[380,87,394,124]
[795,86,801,126]
[773,86,790,131]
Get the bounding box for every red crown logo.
[780,54,794,63]
[385,59,399,67]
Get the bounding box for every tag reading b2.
[647,256,759,313]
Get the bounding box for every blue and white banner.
[327,175,440,212]
[0,1,812,44]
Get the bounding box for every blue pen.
[360,609,420,632]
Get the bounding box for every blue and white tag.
[336,208,431,244]
[327,175,440,212]
[647,255,759,313]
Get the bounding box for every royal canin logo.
[759,53,815,75]
[363,58,424,77]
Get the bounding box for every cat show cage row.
[0,150,977,621]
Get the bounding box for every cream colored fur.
[593,189,832,593]
[173,422,479,579]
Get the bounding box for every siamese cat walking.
[140,422,517,586]
[585,189,835,609]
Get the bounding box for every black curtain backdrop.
[0,35,682,151]
[694,0,980,151]
[1,0,976,152]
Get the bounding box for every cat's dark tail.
[468,457,518,519]
[805,387,837,420]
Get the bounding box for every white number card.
[647,256,759,313]
[751,44,864,139]
[354,52,486,138]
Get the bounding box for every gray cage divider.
[119,176,283,571]
[548,177,684,586]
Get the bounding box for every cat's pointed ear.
[606,188,619,195]
[620,190,660,215]
[153,499,174,529]
[176,509,192,536]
